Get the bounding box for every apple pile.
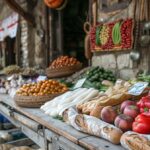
[98,100,140,132]
[90,95,150,133]
[114,100,140,132]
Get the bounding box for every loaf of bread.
[10,146,34,150]
[63,107,123,144]
[121,131,150,150]
[77,81,132,114]
[0,144,14,150]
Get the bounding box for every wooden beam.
[5,0,35,26]
[26,0,37,8]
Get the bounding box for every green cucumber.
[95,26,102,45]
[112,22,121,45]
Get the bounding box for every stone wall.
[20,0,46,68]
[92,0,150,80]
[92,45,150,80]
[20,17,29,67]
[92,52,139,80]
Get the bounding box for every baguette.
[63,107,123,144]
[0,144,14,150]
[120,131,150,150]
[76,81,132,114]
[11,147,34,150]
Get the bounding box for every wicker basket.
[14,93,61,108]
[46,63,82,78]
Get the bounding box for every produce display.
[1,63,150,149]
[3,65,21,75]
[132,113,150,134]
[77,80,132,115]
[114,114,134,132]
[21,68,38,77]
[100,106,117,124]
[16,80,68,96]
[63,107,123,144]
[41,88,99,117]
[49,56,81,69]
[137,96,150,113]
[90,19,134,51]
[120,100,136,113]
[137,73,150,85]
[46,56,82,78]
[0,75,34,97]
[80,66,116,90]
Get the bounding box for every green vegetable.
[96,27,102,45]
[112,22,122,45]
[137,73,150,86]
[53,115,64,121]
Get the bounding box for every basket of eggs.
[46,56,82,78]
[14,80,68,108]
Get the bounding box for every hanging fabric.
[0,12,19,41]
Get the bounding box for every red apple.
[114,114,133,132]
[100,106,117,124]
[120,100,136,112]
[123,105,140,118]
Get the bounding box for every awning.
[0,12,19,41]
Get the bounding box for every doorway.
[3,37,16,66]
[63,0,89,65]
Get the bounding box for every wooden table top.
[0,94,125,150]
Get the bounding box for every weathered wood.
[12,112,41,131]
[0,104,45,149]
[58,10,64,55]
[79,136,125,150]
[45,129,57,142]
[45,5,50,66]
[52,136,85,150]
[7,138,34,146]
[0,103,11,116]
[45,128,85,150]
[100,0,131,13]
[21,125,45,149]
[7,128,20,133]
[4,0,35,26]
[0,95,88,144]
[0,95,125,150]
[49,9,55,62]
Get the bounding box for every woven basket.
[46,63,82,78]
[14,93,61,108]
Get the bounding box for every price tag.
[128,82,148,96]
[36,76,47,82]
[73,78,86,89]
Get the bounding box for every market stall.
[0,62,150,149]
[0,0,150,150]
[0,94,124,150]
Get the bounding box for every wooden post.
[45,6,50,67]
[49,9,55,62]
[58,10,64,55]
[4,0,35,26]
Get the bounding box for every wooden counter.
[0,94,125,150]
